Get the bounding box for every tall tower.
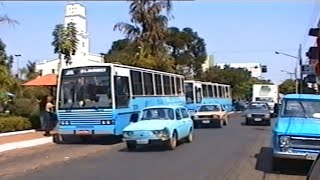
[64,2,89,62]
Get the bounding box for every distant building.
[215,62,264,79]
[202,55,214,71]
[35,3,104,76]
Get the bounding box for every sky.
[0,0,319,85]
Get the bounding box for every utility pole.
[298,44,303,94]
[14,54,21,79]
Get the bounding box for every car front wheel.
[166,131,177,150]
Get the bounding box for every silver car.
[243,102,271,126]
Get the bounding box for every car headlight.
[194,115,198,119]
[213,115,220,119]
[123,131,133,138]
[279,136,290,147]
[247,114,252,118]
[265,114,270,118]
[153,128,170,137]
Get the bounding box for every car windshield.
[141,108,175,120]
[247,103,268,110]
[282,100,320,119]
[58,66,112,109]
[198,105,220,112]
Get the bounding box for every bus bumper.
[57,125,115,135]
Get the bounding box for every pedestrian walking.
[43,95,55,136]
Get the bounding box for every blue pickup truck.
[272,94,320,171]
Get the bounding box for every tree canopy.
[103,0,273,100]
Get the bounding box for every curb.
[0,137,52,153]
[0,129,36,137]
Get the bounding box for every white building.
[202,55,214,71]
[215,62,263,78]
[35,3,104,76]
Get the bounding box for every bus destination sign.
[63,67,108,76]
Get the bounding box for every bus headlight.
[247,114,252,118]
[123,131,133,138]
[101,120,114,125]
[60,121,71,126]
[279,136,290,147]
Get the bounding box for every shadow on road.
[255,147,312,176]
[52,134,123,145]
[118,144,172,153]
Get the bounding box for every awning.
[22,74,57,86]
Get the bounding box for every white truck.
[252,84,279,117]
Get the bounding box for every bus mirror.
[130,113,139,123]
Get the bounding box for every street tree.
[112,0,174,71]
[166,27,207,78]
[52,22,78,70]
[279,79,296,94]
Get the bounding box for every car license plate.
[306,154,318,160]
[254,118,262,121]
[202,120,210,123]
[136,139,149,144]
[77,130,90,135]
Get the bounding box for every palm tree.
[114,0,173,62]
[0,3,19,26]
[64,22,78,65]
[20,61,37,80]
[52,22,78,70]
[52,24,65,71]
[0,14,18,26]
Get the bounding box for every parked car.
[272,94,320,171]
[243,101,271,126]
[193,104,228,128]
[122,105,194,151]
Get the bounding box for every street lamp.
[275,44,303,93]
[14,54,21,78]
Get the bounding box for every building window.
[82,42,85,47]
[39,70,43,76]
[51,69,55,74]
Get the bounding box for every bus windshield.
[185,82,194,104]
[58,66,112,109]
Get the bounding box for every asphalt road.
[1,113,312,180]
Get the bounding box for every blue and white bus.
[184,80,232,116]
[55,62,185,142]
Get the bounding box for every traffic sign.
[302,64,315,75]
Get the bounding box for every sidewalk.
[0,130,54,153]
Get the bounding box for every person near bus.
[43,95,55,136]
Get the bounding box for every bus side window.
[114,76,130,108]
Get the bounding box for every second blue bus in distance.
[184,80,232,116]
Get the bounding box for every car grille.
[290,137,320,150]
[198,115,213,119]
[252,114,265,118]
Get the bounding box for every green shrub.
[12,98,38,118]
[0,116,32,133]
[29,111,41,129]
